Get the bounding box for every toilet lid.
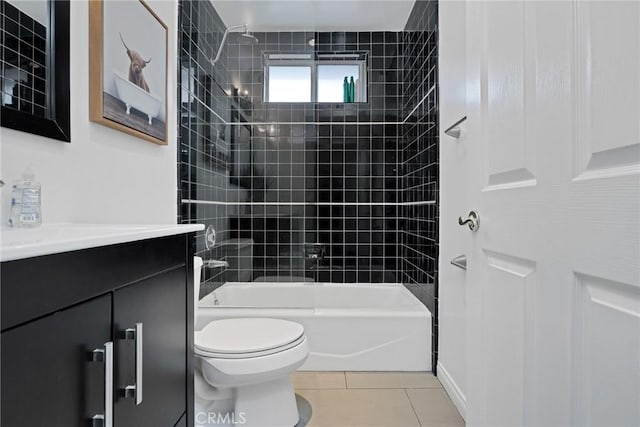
[195,318,305,355]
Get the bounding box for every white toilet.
[193,257,309,427]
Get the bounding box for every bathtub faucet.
[304,243,325,265]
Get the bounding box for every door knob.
[458,211,480,232]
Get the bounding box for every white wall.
[437,0,468,419]
[0,0,178,225]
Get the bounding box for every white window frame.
[264,52,368,103]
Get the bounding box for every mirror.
[0,0,70,142]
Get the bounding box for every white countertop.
[0,223,205,262]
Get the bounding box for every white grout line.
[201,89,435,127]
[239,121,411,126]
[181,199,436,206]
[401,84,436,125]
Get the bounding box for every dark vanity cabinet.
[1,234,195,427]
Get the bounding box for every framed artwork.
[0,0,71,142]
[89,0,167,145]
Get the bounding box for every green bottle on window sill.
[349,76,356,103]
[343,77,350,103]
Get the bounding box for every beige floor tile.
[406,388,465,427]
[293,371,346,389]
[346,372,442,389]
[296,388,421,427]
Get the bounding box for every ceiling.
[212,0,417,32]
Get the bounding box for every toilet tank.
[223,238,254,282]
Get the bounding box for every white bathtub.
[113,71,162,125]
[198,283,432,372]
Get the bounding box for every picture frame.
[89,0,168,145]
[0,0,71,142]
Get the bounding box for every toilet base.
[195,374,300,427]
[235,376,300,427]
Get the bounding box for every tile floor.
[293,372,465,427]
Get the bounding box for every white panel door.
[463,1,640,426]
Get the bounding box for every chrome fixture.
[450,255,467,270]
[211,24,258,65]
[206,259,229,269]
[240,31,259,44]
[121,323,143,405]
[304,243,325,263]
[205,225,216,250]
[91,342,114,427]
[201,226,228,269]
[444,116,467,138]
[458,210,480,232]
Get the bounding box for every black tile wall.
[402,0,440,371]
[178,0,236,296]
[178,1,441,371]
[225,30,403,283]
[1,1,48,118]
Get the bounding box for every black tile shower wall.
[178,0,240,295]
[226,31,403,283]
[402,0,439,370]
[178,0,440,324]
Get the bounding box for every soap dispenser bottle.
[9,167,42,227]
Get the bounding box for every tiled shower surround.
[402,0,440,370]
[225,30,403,283]
[178,0,236,293]
[178,0,438,360]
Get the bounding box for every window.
[264,52,367,103]
[317,64,362,103]
[267,66,312,102]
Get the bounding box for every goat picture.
[120,33,151,92]
[90,0,167,144]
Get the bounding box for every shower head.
[211,24,258,65]
[240,31,259,44]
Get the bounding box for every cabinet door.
[1,295,112,427]
[113,268,187,427]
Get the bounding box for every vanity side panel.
[185,236,195,427]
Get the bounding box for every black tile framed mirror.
[0,0,70,142]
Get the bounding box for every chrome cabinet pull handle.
[458,211,480,232]
[91,342,113,427]
[122,323,143,405]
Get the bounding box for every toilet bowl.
[193,257,309,427]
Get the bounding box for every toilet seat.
[195,318,305,358]
[195,334,306,359]
[198,335,309,386]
